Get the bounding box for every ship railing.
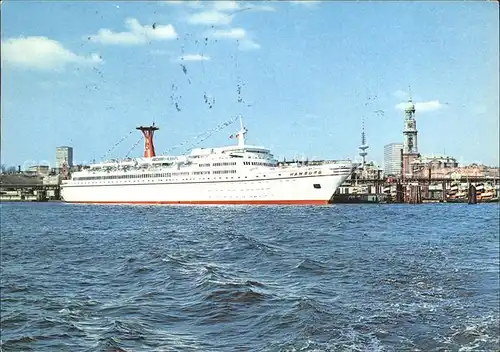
[321,159,353,165]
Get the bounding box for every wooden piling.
[468,184,477,204]
[408,184,422,204]
[396,182,404,203]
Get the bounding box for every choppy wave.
[1,203,499,351]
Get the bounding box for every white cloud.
[395,100,444,113]
[1,36,102,71]
[178,54,211,61]
[290,0,319,7]
[212,1,275,12]
[160,0,204,8]
[87,18,177,45]
[210,27,261,51]
[161,0,188,4]
[187,10,232,25]
[212,1,240,11]
[186,2,274,26]
[238,39,260,51]
[253,4,275,12]
[212,28,246,40]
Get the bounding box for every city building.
[43,174,60,185]
[55,146,73,169]
[408,155,499,179]
[384,143,403,176]
[359,161,383,180]
[26,165,50,176]
[410,155,458,178]
[455,164,500,178]
[402,95,420,178]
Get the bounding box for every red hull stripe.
[64,200,329,205]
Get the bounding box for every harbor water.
[1,203,499,351]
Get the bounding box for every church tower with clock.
[402,94,419,179]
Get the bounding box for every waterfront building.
[26,165,50,176]
[56,146,73,169]
[410,155,458,178]
[445,164,498,179]
[384,143,403,176]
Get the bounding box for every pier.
[0,175,60,202]
[331,175,500,204]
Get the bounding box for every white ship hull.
[62,118,354,205]
[62,168,351,205]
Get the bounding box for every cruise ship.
[61,118,354,205]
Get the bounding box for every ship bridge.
[190,145,271,155]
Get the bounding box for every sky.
[1,0,499,170]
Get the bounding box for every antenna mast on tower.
[358,116,369,168]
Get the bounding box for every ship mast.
[236,115,247,148]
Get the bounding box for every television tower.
[358,117,369,168]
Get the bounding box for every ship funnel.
[136,125,159,158]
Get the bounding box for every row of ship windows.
[213,170,237,174]
[199,161,272,167]
[207,162,237,167]
[74,170,322,181]
[75,172,188,181]
[243,162,274,166]
[74,178,299,185]
[74,173,288,184]
[74,170,239,181]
